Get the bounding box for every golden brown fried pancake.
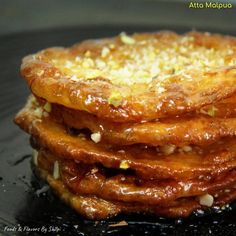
[37,149,236,206]
[52,103,236,147]
[21,32,236,122]
[15,98,236,180]
[34,153,236,219]
[15,30,236,220]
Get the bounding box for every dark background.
[0,0,236,36]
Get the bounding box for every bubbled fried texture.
[15,31,236,219]
[15,98,236,181]
[34,153,236,220]
[51,100,236,147]
[21,31,236,122]
[37,149,236,206]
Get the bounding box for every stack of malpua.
[15,31,236,219]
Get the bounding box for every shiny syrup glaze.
[21,32,236,122]
[49,99,236,147]
[3,25,236,235]
[34,149,236,219]
[14,98,236,182]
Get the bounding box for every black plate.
[0,26,236,236]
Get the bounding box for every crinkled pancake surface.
[15,31,236,220]
[37,149,236,206]
[15,98,236,181]
[34,150,236,220]
[21,31,236,122]
[51,102,236,146]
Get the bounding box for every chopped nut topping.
[156,86,166,94]
[43,102,51,113]
[50,33,235,86]
[96,59,106,69]
[91,168,98,174]
[207,106,218,117]
[31,95,39,106]
[160,144,176,155]
[82,58,94,68]
[182,145,192,152]
[91,132,101,143]
[78,133,86,140]
[84,50,91,57]
[34,107,43,118]
[119,160,129,169]
[65,60,73,68]
[118,150,125,154]
[36,70,44,76]
[71,75,79,81]
[108,91,123,107]
[221,205,225,210]
[120,32,136,45]
[53,161,60,179]
[121,177,126,181]
[199,193,214,207]
[109,44,115,49]
[43,111,49,117]
[101,47,110,58]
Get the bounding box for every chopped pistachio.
[108,91,122,107]
[119,160,129,169]
[43,102,51,113]
[34,107,43,118]
[53,161,60,179]
[120,32,135,45]
[82,58,94,68]
[31,95,39,106]
[31,95,36,103]
[207,106,217,117]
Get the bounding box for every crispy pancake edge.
[14,98,236,180]
[21,31,236,122]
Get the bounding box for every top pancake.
[21,31,236,122]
